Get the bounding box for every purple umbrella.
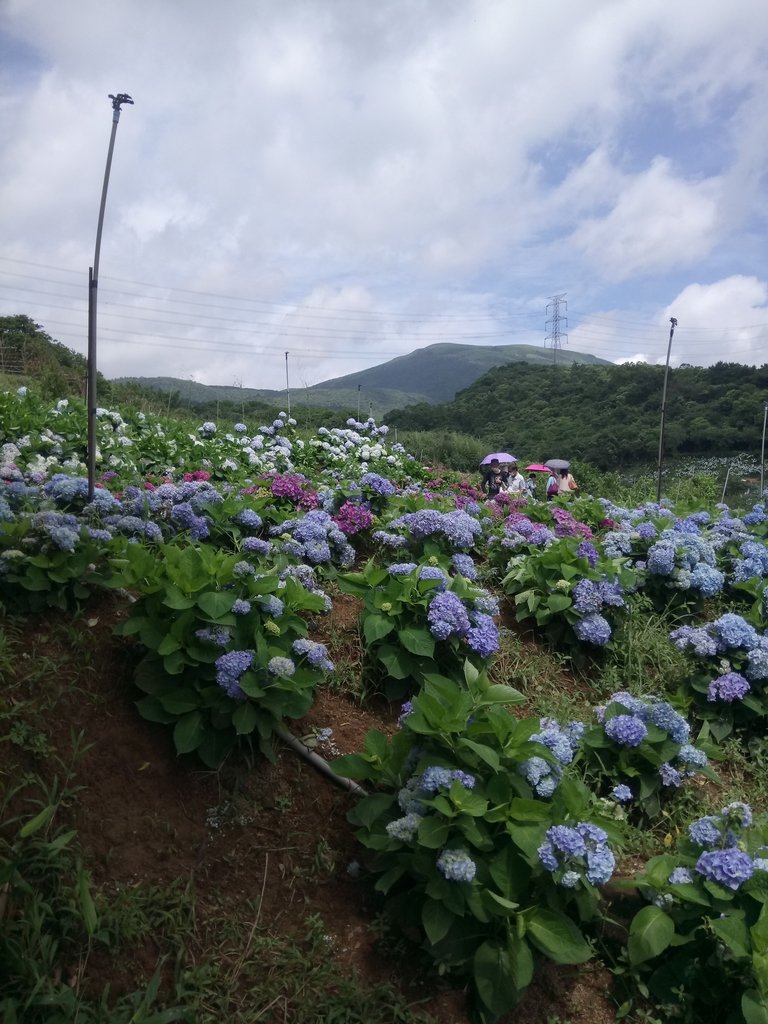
[481,452,517,465]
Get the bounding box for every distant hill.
[118,342,609,411]
[315,343,608,403]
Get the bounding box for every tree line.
[386,360,768,470]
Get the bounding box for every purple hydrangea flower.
[427,591,471,640]
[707,672,750,703]
[465,613,500,657]
[576,540,599,567]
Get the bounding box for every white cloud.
[569,158,721,280]
[0,0,767,388]
[662,276,768,366]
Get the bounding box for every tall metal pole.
[760,402,768,497]
[357,384,361,420]
[284,351,291,418]
[655,317,678,503]
[87,92,133,499]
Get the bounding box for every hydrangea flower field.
[3,384,768,1023]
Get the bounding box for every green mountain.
[118,342,608,411]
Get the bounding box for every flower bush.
[501,536,636,651]
[669,612,768,741]
[337,558,501,699]
[334,664,619,1023]
[111,541,333,765]
[578,692,715,821]
[624,802,768,1024]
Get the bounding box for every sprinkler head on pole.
[109,93,134,111]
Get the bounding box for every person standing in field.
[558,468,579,496]
[481,459,503,496]
[506,463,526,496]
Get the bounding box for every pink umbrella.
[481,452,517,465]
[525,463,550,472]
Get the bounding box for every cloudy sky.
[1,0,767,391]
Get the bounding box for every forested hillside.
[387,360,768,468]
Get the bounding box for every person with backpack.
[546,472,559,501]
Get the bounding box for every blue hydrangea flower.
[647,541,676,575]
[465,613,500,657]
[668,867,693,885]
[721,802,752,828]
[292,638,334,672]
[746,641,768,681]
[235,508,263,529]
[573,612,612,646]
[520,756,558,798]
[243,537,272,556]
[436,849,476,882]
[195,626,231,647]
[677,744,708,769]
[360,472,397,497]
[688,816,722,848]
[385,813,422,842]
[646,700,690,744]
[231,599,252,615]
[709,613,759,652]
[259,595,284,618]
[418,565,449,590]
[659,763,683,787]
[572,579,602,615]
[576,540,599,567]
[451,553,478,580]
[696,848,754,891]
[668,625,717,657]
[388,562,417,576]
[427,591,471,640]
[689,563,725,597]
[604,715,647,748]
[420,767,476,792]
[611,784,633,803]
[267,656,295,676]
[214,649,253,699]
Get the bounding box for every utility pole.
[357,384,361,420]
[545,293,568,369]
[285,351,291,418]
[87,92,133,499]
[655,317,678,502]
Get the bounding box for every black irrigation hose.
[274,724,368,798]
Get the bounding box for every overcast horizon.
[1,0,767,390]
